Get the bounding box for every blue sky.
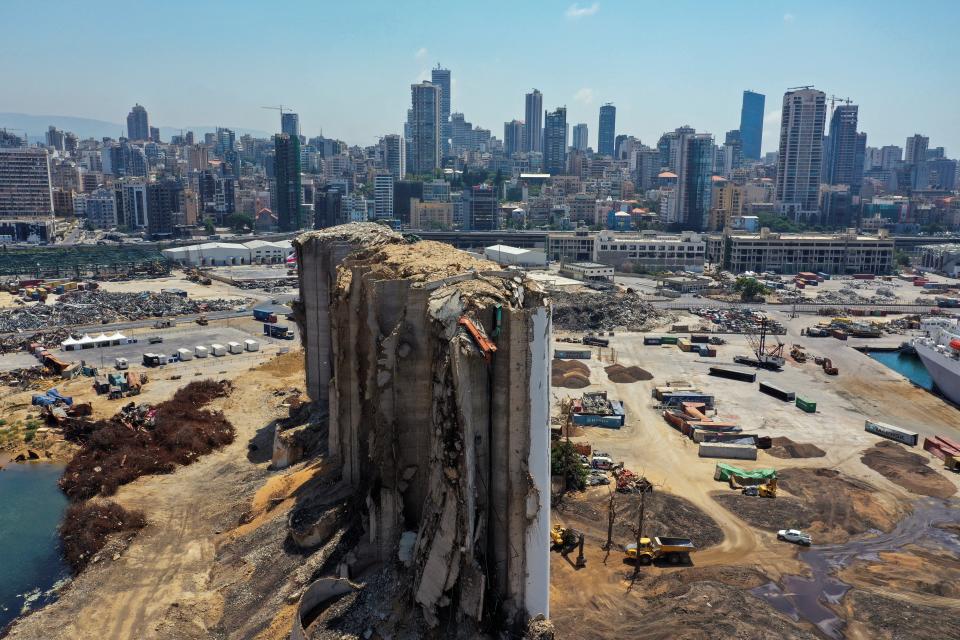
[3,0,957,153]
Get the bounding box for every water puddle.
[752,498,960,639]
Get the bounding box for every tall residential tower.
[597,104,616,156]
[524,89,543,153]
[738,91,765,161]
[774,87,826,221]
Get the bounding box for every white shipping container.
[244,339,260,352]
[697,442,758,460]
[864,420,919,446]
[210,343,227,356]
[194,345,209,358]
[177,348,194,361]
[227,341,243,354]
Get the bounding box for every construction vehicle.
[821,357,838,375]
[459,316,497,363]
[153,319,173,329]
[742,479,777,498]
[625,536,695,565]
[550,525,581,553]
[196,314,209,326]
[743,316,785,370]
[790,344,807,363]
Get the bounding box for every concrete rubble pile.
[0,328,70,354]
[0,365,56,388]
[550,289,665,331]
[0,290,245,332]
[294,223,550,636]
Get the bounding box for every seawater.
[0,461,70,631]
[867,349,934,391]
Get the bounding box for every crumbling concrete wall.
[293,224,551,630]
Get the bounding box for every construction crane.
[828,95,853,111]
[261,104,295,115]
[737,313,785,370]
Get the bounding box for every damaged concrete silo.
[293,223,550,631]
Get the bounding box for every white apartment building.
[721,228,894,275]
[373,174,394,219]
[547,229,707,272]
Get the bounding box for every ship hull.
[914,342,960,406]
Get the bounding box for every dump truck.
[625,536,695,565]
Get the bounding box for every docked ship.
[912,317,960,405]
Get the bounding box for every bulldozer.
[742,479,777,498]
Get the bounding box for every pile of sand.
[860,441,956,499]
[604,364,653,384]
[765,436,826,459]
[552,360,591,388]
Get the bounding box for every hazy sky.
[3,0,957,153]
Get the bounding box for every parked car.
[777,529,812,546]
[148,336,163,344]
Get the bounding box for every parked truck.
[626,536,695,565]
[263,323,293,339]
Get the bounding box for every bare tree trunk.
[632,490,646,581]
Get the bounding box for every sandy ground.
[4,350,306,640]
[548,308,960,637]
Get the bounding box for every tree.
[201,219,215,234]
[894,249,911,267]
[551,440,587,492]
[733,276,769,301]
[225,214,254,234]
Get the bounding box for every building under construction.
[293,223,551,632]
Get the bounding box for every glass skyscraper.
[598,104,616,157]
[738,90,765,160]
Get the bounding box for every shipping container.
[864,420,919,446]
[795,396,817,413]
[678,339,693,352]
[554,349,591,359]
[698,346,717,357]
[244,339,260,352]
[582,336,609,347]
[194,345,209,358]
[816,272,831,280]
[672,324,689,332]
[830,329,848,340]
[795,282,805,289]
[852,273,875,280]
[253,307,275,321]
[709,366,756,383]
[698,442,758,460]
[659,392,715,409]
[643,336,662,345]
[177,348,194,361]
[660,336,679,345]
[690,335,709,344]
[227,341,243,354]
[759,381,795,402]
[571,413,624,428]
[210,343,227,356]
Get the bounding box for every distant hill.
[0,112,272,142]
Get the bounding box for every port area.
[549,307,960,640]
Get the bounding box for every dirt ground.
[5,349,307,640]
[712,467,905,544]
[766,436,826,459]
[839,588,960,640]
[861,441,957,499]
[839,544,960,600]
[603,364,652,383]
[554,487,724,550]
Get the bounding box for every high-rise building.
[676,133,714,231]
[126,104,149,141]
[0,148,53,219]
[466,184,497,230]
[409,82,441,175]
[572,123,589,152]
[281,112,301,138]
[880,145,902,170]
[373,173,395,219]
[739,90,765,160]
[431,65,451,156]
[273,133,303,231]
[824,104,859,189]
[774,87,826,220]
[45,126,66,151]
[145,178,183,238]
[149,127,160,143]
[853,132,867,193]
[543,107,567,175]
[504,120,525,157]
[313,184,344,229]
[380,134,406,180]
[198,169,236,220]
[524,89,543,153]
[722,130,743,177]
[114,178,148,229]
[658,126,696,172]
[84,187,118,229]
[598,104,616,157]
[905,134,929,165]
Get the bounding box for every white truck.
[115,357,129,370]
[777,529,812,546]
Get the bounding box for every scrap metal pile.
[690,308,786,334]
[551,289,667,331]
[232,278,298,292]
[815,284,897,305]
[0,365,58,388]
[0,290,246,333]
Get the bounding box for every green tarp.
[713,463,777,482]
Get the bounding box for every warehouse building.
[547,229,707,273]
[718,228,894,275]
[918,243,960,277]
[162,239,292,265]
[482,244,547,267]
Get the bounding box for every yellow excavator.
[742,478,777,498]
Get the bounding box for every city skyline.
[2,0,957,153]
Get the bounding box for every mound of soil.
[860,441,956,499]
[555,488,724,550]
[604,364,653,383]
[713,467,905,543]
[840,588,960,640]
[766,437,826,459]
[60,500,146,572]
[552,359,591,388]
[839,545,960,600]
